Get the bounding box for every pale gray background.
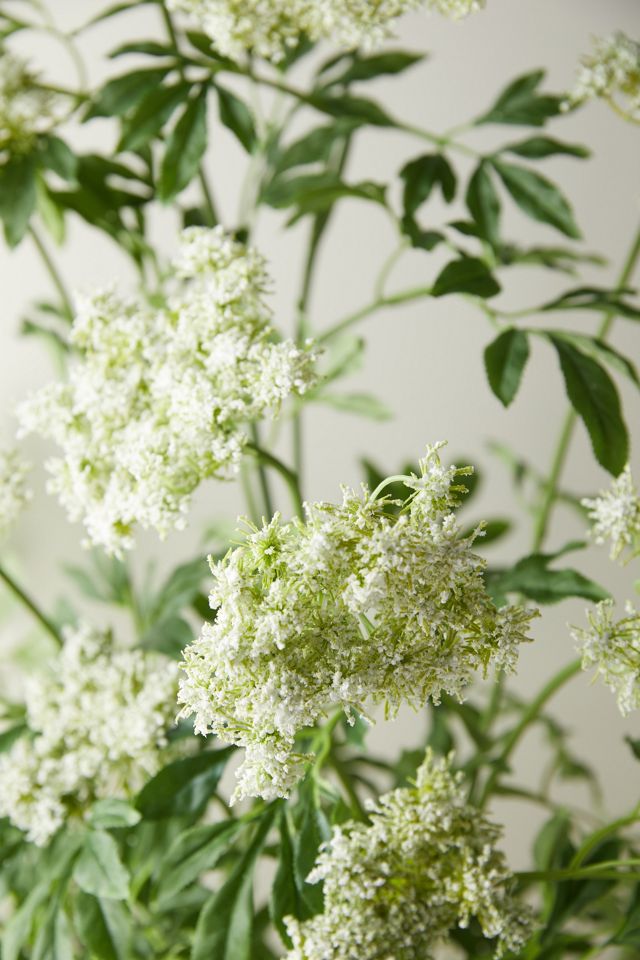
[1,0,639,865]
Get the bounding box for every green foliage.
[484,328,530,406]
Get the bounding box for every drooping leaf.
[2,882,49,960]
[486,552,609,605]
[85,67,172,120]
[73,831,130,900]
[550,335,629,476]
[478,70,561,126]
[270,812,313,946]
[73,894,130,960]
[136,747,235,819]
[322,50,424,87]
[492,159,581,239]
[147,556,209,625]
[217,84,257,152]
[159,87,208,201]
[307,92,395,127]
[88,799,142,830]
[400,153,456,216]
[286,180,387,223]
[484,328,530,406]
[432,257,501,299]
[540,330,639,387]
[465,161,501,247]
[37,136,78,183]
[502,135,590,159]
[276,121,355,174]
[155,820,241,907]
[0,154,37,246]
[32,903,73,960]
[117,81,191,153]
[540,285,640,321]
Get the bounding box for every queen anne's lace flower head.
[0,52,60,158]
[167,0,485,64]
[178,444,536,801]
[0,445,31,540]
[582,466,640,563]
[285,751,532,960]
[0,623,179,845]
[17,227,318,555]
[571,599,640,716]
[564,33,640,122]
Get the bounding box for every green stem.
[240,462,261,526]
[29,225,74,319]
[0,565,62,646]
[319,284,432,344]
[245,441,304,519]
[478,658,582,808]
[160,2,219,225]
[249,425,275,520]
[517,859,640,884]
[569,806,640,870]
[531,221,640,551]
[330,752,368,821]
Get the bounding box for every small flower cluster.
[178,444,535,801]
[582,465,640,563]
[0,445,31,540]
[0,52,59,158]
[571,599,640,716]
[564,32,640,122]
[285,752,531,960]
[0,623,179,846]
[168,0,484,64]
[17,227,318,554]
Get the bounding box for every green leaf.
[276,121,355,174]
[0,722,26,752]
[400,153,456,216]
[315,392,393,420]
[486,552,609,605]
[540,330,639,387]
[33,903,73,960]
[625,736,640,761]
[85,67,172,119]
[295,776,331,885]
[534,811,572,871]
[499,244,606,274]
[323,50,424,86]
[73,831,130,900]
[217,84,257,152]
[2,882,49,960]
[432,257,501,299]
[159,87,208,202]
[0,154,37,246]
[147,556,209,624]
[262,171,341,208]
[492,159,580,239]
[484,328,530,406]
[117,81,191,152]
[400,217,445,251]
[270,812,311,946]
[465,161,500,246]
[109,40,177,58]
[502,135,590,159]
[155,820,241,908]
[550,335,629,475]
[36,177,65,244]
[478,70,561,126]
[192,810,276,960]
[286,180,387,223]
[136,747,235,819]
[73,893,130,960]
[37,136,78,183]
[139,615,193,658]
[539,285,640,321]
[88,799,142,830]
[307,92,395,127]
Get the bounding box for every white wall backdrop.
[1,0,639,865]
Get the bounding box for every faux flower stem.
[29,225,74,320]
[0,564,62,646]
[245,441,304,519]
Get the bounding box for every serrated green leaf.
[466,161,500,246]
[432,257,501,299]
[73,831,130,900]
[0,154,37,246]
[136,747,234,819]
[492,159,580,239]
[502,135,590,159]
[85,67,172,120]
[540,330,639,387]
[217,84,257,152]
[159,87,208,202]
[117,81,191,152]
[478,70,561,126]
[550,335,629,476]
[484,328,530,406]
[73,893,130,960]
[400,153,456,216]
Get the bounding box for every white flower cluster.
[0,445,31,540]
[178,444,535,801]
[17,227,318,554]
[285,752,531,960]
[582,466,640,563]
[565,33,640,122]
[0,623,179,846]
[571,599,640,716]
[0,52,59,158]
[168,0,485,63]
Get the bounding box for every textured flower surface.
[0,623,179,845]
[565,32,640,122]
[168,0,485,63]
[17,227,318,554]
[179,444,536,801]
[571,599,640,716]
[285,751,532,960]
[0,445,31,540]
[0,52,59,157]
[582,465,640,563]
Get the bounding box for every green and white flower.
[571,599,640,716]
[285,751,532,960]
[0,51,60,158]
[565,32,640,122]
[0,623,179,846]
[0,445,31,540]
[17,227,318,554]
[582,465,640,563]
[178,444,536,801]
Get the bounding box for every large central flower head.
[178,444,536,801]
[285,751,532,960]
[168,0,485,64]
[0,624,179,846]
[17,227,318,554]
